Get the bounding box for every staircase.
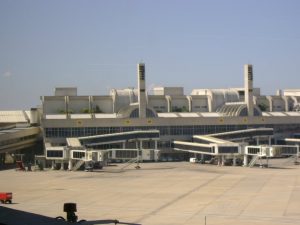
[120,157,139,170]
[248,155,259,168]
[72,160,85,171]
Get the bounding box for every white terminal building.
[35,63,300,168]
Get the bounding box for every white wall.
[43,97,66,114]
[93,96,114,113]
[191,96,209,112]
[171,96,189,112]
[68,97,90,113]
[148,96,168,112]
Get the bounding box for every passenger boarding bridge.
[208,128,274,144]
[173,135,241,166]
[0,127,40,154]
[44,130,160,170]
[173,128,300,167]
[0,110,41,165]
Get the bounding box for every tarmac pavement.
[1,159,300,225]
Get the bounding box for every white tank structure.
[138,63,147,118]
[244,64,254,116]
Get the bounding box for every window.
[72,151,85,159]
[46,150,63,158]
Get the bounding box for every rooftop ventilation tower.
[138,63,146,118]
[244,64,254,116]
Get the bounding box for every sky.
[1,0,300,110]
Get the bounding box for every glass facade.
[45,125,254,138]
[44,124,300,151]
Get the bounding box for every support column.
[166,96,171,112]
[243,155,248,167]
[60,161,64,170]
[51,161,55,170]
[295,145,299,165]
[217,156,222,166]
[201,154,204,163]
[256,137,260,145]
[268,136,272,145]
[68,159,73,171]
[233,156,237,166]
[135,140,141,169]
[221,155,225,166]
[154,140,158,149]
[139,140,143,162]
[122,142,126,149]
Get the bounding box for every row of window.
[115,150,137,158]
[218,146,239,154]
[174,143,214,153]
[44,124,300,139]
[45,125,248,138]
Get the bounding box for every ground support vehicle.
[0,192,12,204]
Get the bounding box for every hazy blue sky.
[1,0,300,109]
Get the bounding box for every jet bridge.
[45,130,160,170]
[173,135,241,166]
[172,128,300,167]
[208,128,273,144]
[244,144,300,167]
[78,130,160,147]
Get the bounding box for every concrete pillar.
[51,161,55,170]
[122,142,126,149]
[218,156,222,166]
[221,155,225,166]
[268,136,272,145]
[68,159,73,170]
[60,161,64,170]
[267,96,273,112]
[139,140,143,162]
[256,137,260,145]
[295,145,299,164]
[243,155,248,166]
[244,64,254,116]
[187,96,192,112]
[89,96,93,115]
[166,96,171,112]
[66,96,70,118]
[154,140,158,149]
[138,63,146,118]
[233,156,237,166]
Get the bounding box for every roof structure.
[0,111,28,123]
[217,103,262,117]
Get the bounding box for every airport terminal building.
[40,64,300,161]
[2,63,300,167]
